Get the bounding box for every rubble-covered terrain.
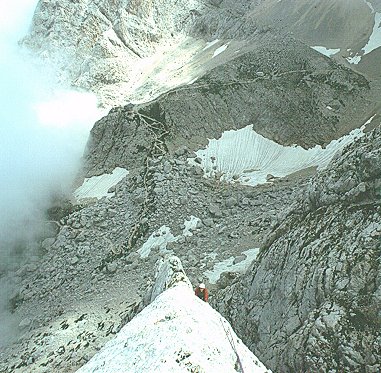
[0,130,308,372]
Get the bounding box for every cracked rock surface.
[211,125,381,373]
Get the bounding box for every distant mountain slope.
[23,0,208,106]
[249,0,374,47]
[24,0,378,119]
[7,2,379,373]
[246,0,381,79]
[82,36,371,180]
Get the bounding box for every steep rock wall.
[212,124,381,372]
[24,0,207,86]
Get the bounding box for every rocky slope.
[212,124,381,372]
[24,0,378,149]
[24,0,378,120]
[248,0,376,47]
[24,0,208,103]
[0,127,306,372]
[1,1,380,372]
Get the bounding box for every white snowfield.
[364,0,375,13]
[74,167,128,201]
[203,39,220,51]
[138,225,177,258]
[190,123,366,186]
[363,12,381,55]
[213,43,229,58]
[311,46,340,57]
[76,284,269,373]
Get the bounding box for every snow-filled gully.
[190,123,367,186]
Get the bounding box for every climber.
[195,283,209,302]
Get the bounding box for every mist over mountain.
[0,0,380,372]
[0,0,103,350]
[0,1,103,256]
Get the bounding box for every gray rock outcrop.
[212,125,381,372]
[83,47,372,179]
[24,0,377,131]
[76,256,270,373]
[24,0,207,103]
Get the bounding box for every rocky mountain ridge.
[0,125,309,372]
[24,0,380,112]
[77,255,270,373]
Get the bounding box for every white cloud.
[33,90,104,129]
[0,0,38,39]
[0,0,104,251]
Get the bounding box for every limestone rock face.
[149,255,192,302]
[76,256,270,373]
[212,125,381,372]
[25,0,377,120]
[7,1,379,372]
[24,0,209,106]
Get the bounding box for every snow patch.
[346,12,381,64]
[76,283,269,373]
[203,39,219,51]
[363,12,381,55]
[189,124,365,186]
[187,76,199,85]
[138,226,177,258]
[74,167,128,201]
[346,55,362,64]
[138,216,201,258]
[213,43,229,58]
[363,0,375,13]
[311,46,340,57]
[205,248,260,284]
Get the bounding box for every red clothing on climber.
[195,283,209,302]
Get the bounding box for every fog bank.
[0,0,104,347]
